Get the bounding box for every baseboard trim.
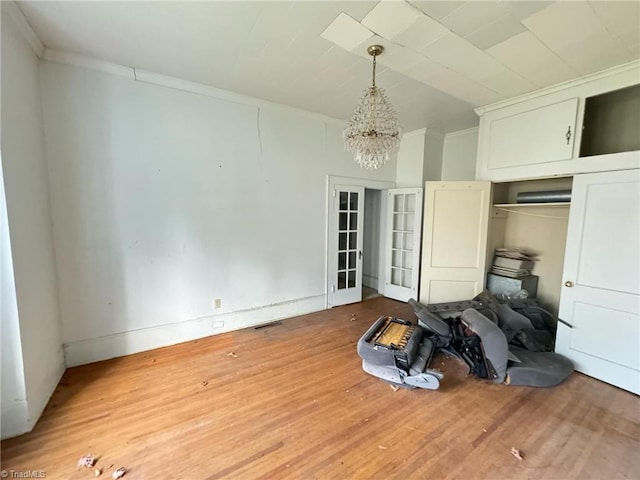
[64,294,326,367]
[1,400,28,439]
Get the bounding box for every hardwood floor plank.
[2,297,638,479]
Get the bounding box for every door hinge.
[333,189,336,197]
[331,284,335,292]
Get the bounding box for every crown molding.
[41,48,347,128]
[475,59,640,115]
[43,49,134,79]
[402,128,426,138]
[3,1,44,57]
[133,68,346,127]
[444,126,478,139]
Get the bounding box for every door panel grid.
[337,191,359,290]
[390,193,416,288]
[384,188,423,302]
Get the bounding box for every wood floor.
[2,297,639,479]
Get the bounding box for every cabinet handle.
[565,126,572,145]
[564,280,574,288]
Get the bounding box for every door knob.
[564,281,574,288]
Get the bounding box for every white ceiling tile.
[558,32,633,75]
[181,2,264,39]
[464,15,526,50]
[289,1,378,26]
[246,2,298,45]
[618,29,640,51]
[504,1,553,22]
[404,58,504,106]
[487,31,578,88]
[440,1,512,37]
[425,69,505,106]
[480,70,538,97]
[420,32,476,65]
[361,0,423,40]
[376,44,427,73]
[420,32,536,97]
[404,57,451,82]
[523,1,633,75]
[283,31,333,62]
[408,1,467,21]
[392,14,450,51]
[589,1,640,58]
[320,12,374,51]
[420,34,491,78]
[589,1,640,37]
[523,1,607,48]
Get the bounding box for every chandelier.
[343,45,402,170]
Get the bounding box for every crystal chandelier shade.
[343,45,402,171]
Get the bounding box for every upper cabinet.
[476,61,640,182]
[488,98,578,171]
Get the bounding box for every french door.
[383,188,423,302]
[328,185,364,306]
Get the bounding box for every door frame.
[326,176,395,308]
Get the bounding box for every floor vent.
[254,321,283,330]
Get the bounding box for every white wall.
[423,131,445,181]
[363,189,381,289]
[0,159,28,439]
[396,130,427,188]
[397,129,446,186]
[39,60,396,365]
[442,127,479,181]
[1,10,65,437]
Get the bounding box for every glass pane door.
[329,185,364,306]
[384,188,423,302]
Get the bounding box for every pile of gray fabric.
[408,293,573,387]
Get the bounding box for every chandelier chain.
[372,55,376,87]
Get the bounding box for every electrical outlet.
[214,298,221,309]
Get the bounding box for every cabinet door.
[556,169,640,394]
[419,182,492,304]
[488,98,578,170]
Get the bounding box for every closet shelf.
[493,202,570,208]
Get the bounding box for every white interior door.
[556,169,640,394]
[383,188,423,302]
[420,181,492,304]
[328,185,364,307]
